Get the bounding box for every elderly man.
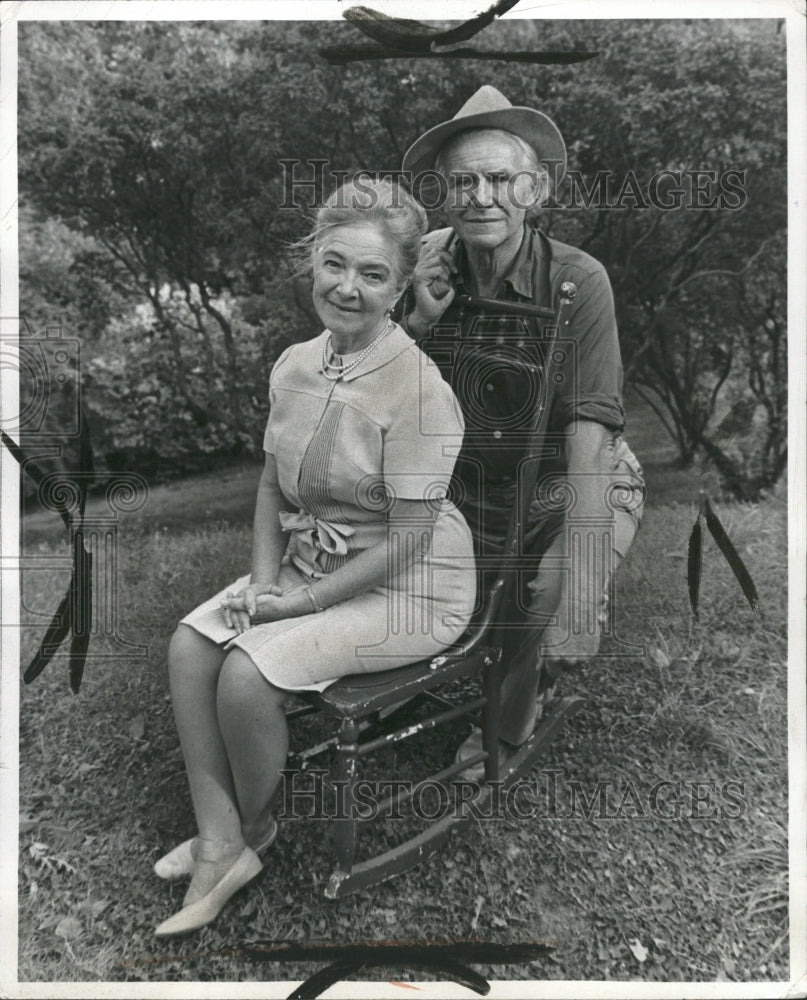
[399,86,645,776]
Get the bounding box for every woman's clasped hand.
[220,583,285,632]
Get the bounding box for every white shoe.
[154,846,262,937]
[153,838,196,879]
[154,819,278,879]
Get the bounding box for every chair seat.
[302,642,493,718]
[301,585,504,719]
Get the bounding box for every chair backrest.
[447,284,578,653]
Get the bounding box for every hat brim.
[402,106,567,190]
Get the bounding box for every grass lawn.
[15,395,789,986]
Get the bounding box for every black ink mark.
[3,409,96,692]
[321,3,597,65]
[703,496,761,617]
[686,491,761,621]
[241,939,555,999]
[319,46,598,66]
[687,511,703,619]
[342,1,521,52]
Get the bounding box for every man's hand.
[408,244,457,334]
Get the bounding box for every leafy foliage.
[533,21,787,497]
[17,19,786,496]
[82,290,299,470]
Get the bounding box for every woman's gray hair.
[299,176,428,290]
[434,128,550,214]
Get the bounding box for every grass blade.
[704,497,761,616]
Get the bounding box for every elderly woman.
[154,177,476,936]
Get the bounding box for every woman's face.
[312,223,403,344]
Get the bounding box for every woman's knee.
[217,649,287,717]
[167,624,219,684]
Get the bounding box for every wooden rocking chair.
[286,282,584,899]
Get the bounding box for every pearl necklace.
[320,317,394,381]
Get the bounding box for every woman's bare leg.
[217,648,290,849]
[167,625,245,904]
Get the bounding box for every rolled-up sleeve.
[550,263,625,432]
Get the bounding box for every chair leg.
[481,649,503,783]
[332,717,360,880]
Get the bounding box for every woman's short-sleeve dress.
[180,323,477,691]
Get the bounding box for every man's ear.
[532,168,551,208]
[511,170,544,213]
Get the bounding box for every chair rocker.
[286,282,583,899]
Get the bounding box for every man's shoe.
[454,728,518,782]
[454,686,559,781]
[535,680,558,721]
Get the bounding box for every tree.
[17,19,787,496]
[532,20,787,497]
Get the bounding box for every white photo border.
[1,1,804,998]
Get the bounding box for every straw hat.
[402,85,566,188]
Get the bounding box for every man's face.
[439,129,540,251]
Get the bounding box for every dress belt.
[279,510,356,556]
